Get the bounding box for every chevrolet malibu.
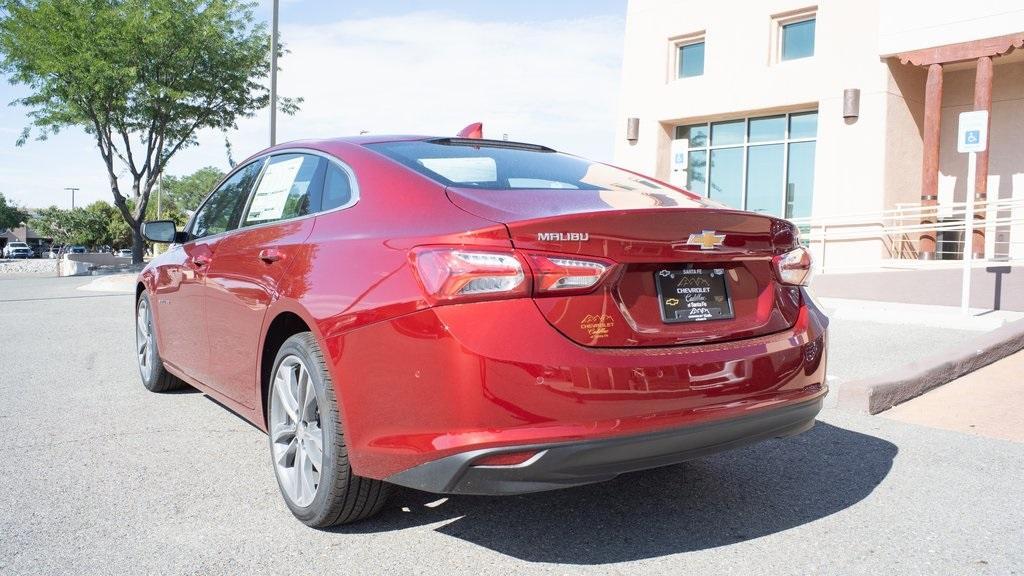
[136,135,827,527]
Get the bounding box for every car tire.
[135,292,186,393]
[268,332,392,527]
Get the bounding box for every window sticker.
[246,156,304,222]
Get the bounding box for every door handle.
[191,254,211,267]
[259,248,282,264]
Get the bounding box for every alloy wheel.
[270,355,324,507]
[136,298,154,381]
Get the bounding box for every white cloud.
[3,10,624,208]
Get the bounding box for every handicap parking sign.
[957,111,988,153]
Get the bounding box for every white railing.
[787,196,1024,271]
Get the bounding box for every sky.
[0,0,627,209]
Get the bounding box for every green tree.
[28,206,77,246]
[0,192,28,231]
[30,202,121,248]
[159,166,224,220]
[0,0,288,263]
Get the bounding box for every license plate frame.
[654,267,735,324]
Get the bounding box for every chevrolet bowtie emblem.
[686,230,726,250]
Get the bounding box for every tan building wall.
[615,0,1024,265]
[937,59,1024,258]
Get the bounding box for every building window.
[771,8,816,63]
[673,110,817,219]
[670,32,705,80]
[677,41,705,78]
[781,18,815,60]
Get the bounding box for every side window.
[322,163,354,210]
[242,153,323,225]
[191,160,264,239]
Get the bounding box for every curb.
[836,317,1024,414]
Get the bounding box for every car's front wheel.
[135,292,186,392]
[268,332,391,527]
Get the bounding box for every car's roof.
[235,134,561,171]
[279,134,434,147]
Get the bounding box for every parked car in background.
[116,248,133,258]
[135,135,826,527]
[68,246,87,254]
[3,242,33,259]
[47,246,62,259]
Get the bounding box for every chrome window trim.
[181,147,361,244]
[186,157,268,241]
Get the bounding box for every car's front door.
[203,152,327,408]
[150,238,214,381]
[158,159,265,385]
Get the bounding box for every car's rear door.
[203,152,334,408]
[155,159,265,384]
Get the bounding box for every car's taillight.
[410,247,530,304]
[410,247,614,304]
[525,253,612,295]
[774,246,813,286]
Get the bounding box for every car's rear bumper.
[386,395,822,495]
[325,290,828,483]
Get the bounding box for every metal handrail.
[791,196,1024,270]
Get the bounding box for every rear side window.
[191,160,264,239]
[321,163,354,210]
[243,153,324,225]
[366,139,674,193]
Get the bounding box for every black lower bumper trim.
[385,396,824,495]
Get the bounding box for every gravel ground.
[1,276,1022,575]
[0,258,57,276]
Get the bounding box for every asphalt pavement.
[1,275,1022,575]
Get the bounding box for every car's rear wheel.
[268,332,391,527]
[135,292,186,392]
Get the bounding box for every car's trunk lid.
[446,186,802,348]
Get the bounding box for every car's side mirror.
[141,220,181,243]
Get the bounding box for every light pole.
[64,187,79,209]
[270,0,279,146]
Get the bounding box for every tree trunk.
[131,223,146,265]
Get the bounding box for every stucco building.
[614,0,1024,266]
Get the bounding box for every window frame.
[771,7,816,64]
[187,157,269,241]
[673,110,817,218]
[238,152,328,228]
[668,31,706,82]
[183,148,361,244]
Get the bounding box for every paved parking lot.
[1,275,1022,575]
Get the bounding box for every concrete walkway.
[882,349,1024,443]
[813,264,1024,311]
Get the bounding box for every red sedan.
[136,135,827,527]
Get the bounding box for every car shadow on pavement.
[334,421,896,564]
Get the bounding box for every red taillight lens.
[410,247,614,304]
[525,253,612,295]
[774,246,813,286]
[410,247,530,304]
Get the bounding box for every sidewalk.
[882,349,1024,443]
[820,297,1022,386]
[813,264,1024,311]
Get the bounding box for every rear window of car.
[365,138,675,193]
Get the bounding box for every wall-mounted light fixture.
[843,88,860,119]
[626,117,640,143]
